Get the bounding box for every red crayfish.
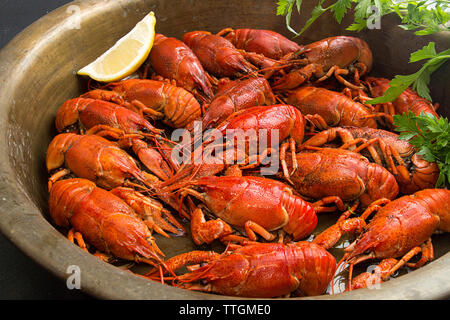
[199,76,276,130]
[284,147,399,208]
[285,86,379,130]
[217,28,303,60]
[82,79,202,128]
[182,30,257,78]
[313,188,450,290]
[46,133,155,191]
[149,33,214,102]
[49,178,174,264]
[272,36,372,90]
[302,126,440,194]
[149,241,336,298]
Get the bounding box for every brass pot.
[0,0,448,299]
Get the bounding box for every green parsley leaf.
[366,43,450,104]
[394,112,450,188]
[276,0,450,37]
[276,0,290,15]
[332,0,352,23]
[409,42,437,62]
[346,19,367,31]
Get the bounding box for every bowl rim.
[0,0,448,300]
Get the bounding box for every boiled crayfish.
[314,188,450,290]
[302,126,440,194]
[217,28,303,60]
[271,36,372,90]
[177,175,318,244]
[82,79,202,128]
[284,147,399,208]
[149,241,336,298]
[49,178,175,263]
[149,33,214,102]
[45,25,449,298]
[285,86,378,130]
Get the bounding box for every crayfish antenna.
[124,179,153,192]
[144,250,220,286]
[157,162,203,192]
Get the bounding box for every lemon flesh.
[77,12,156,82]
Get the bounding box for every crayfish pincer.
[148,242,336,298]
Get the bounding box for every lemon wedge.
[77,12,156,82]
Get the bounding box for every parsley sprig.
[366,42,450,104]
[276,0,450,37]
[393,112,450,188]
[276,0,354,37]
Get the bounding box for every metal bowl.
[0,0,448,300]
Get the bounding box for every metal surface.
[0,0,448,300]
[0,0,90,299]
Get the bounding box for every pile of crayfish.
[46,27,449,298]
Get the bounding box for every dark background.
[0,0,91,300]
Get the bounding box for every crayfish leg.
[244,221,276,242]
[48,169,71,191]
[349,241,433,291]
[312,217,366,250]
[304,114,329,132]
[384,239,433,277]
[280,143,294,184]
[359,198,391,220]
[325,66,363,90]
[405,238,434,269]
[67,228,89,253]
[84,124,125,140]
[190,207,233,245]
[117,188,186,237]
[312,196,347,213]
[271,65,312,91]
